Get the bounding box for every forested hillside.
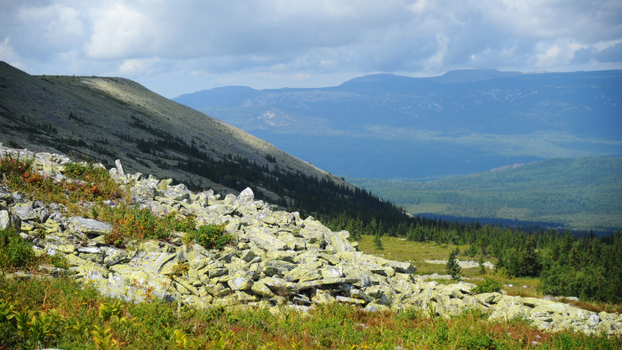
[348,156,622,231]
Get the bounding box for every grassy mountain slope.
[2,62,416,224]
[174,70,622,180]
[347,156,622,231]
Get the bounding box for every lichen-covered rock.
[228,277,254,291]
[246,226,288,251]
[12,202,36,221]
[0,210,11,230]
[102,247,133,267]
[237,187,255,207]
[324,230,354,252]
[251,280,275,298]
[261,277,300,296]
[68,217,112,237]
[312,290,335,304]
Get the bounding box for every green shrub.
[472,277,502,294]
[102,205,200,247]
[61,162,92,178]
[0,229,36,270]
[193,224,232,250]
[49,254,69,269]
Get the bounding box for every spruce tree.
[446,248,462,280]
[522,237,541,277]
[374,230,384,250]
[479,256,487,275]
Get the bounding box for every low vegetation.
[1,276,621,349]
[0,228,37,270]
[333,211,622,305]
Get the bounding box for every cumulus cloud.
[14,3,87,57]
[0,37,22,68]
[85,2,157,59]
[117,57,162,76]
[0,0,620,97]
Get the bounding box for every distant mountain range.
[174,69,622,180]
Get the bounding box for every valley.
[348,156,622,232]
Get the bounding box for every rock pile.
[1,147,621,336]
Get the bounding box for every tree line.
[326,211,622,304]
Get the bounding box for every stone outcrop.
[1,147,621,336]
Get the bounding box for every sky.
[1,0,621,98]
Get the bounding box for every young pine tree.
[446,248,462,280]
[479,256,487,275]
[374,230,384,250]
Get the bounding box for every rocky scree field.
[0,146,621,349]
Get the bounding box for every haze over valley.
[174,69,622,181]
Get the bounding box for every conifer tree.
[446,249,462,280]
[479,256,487,275]
[374,230,384,250]
[522,236,541,277]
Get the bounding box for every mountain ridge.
[174,69,622,180]
[0,61,361,208]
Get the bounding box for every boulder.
[236,187,255,207]
[0,210,10,230]
[68,217,113,237]
[246,226,288,251]
[228,277,254,291]
[261,277,299,296]
[12,202,36,221]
